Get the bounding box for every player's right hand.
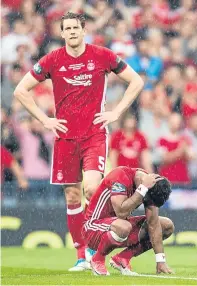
[43,118,68,137]
[142,174,163,189]
[156,262,174,274]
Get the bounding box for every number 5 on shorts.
[98,156,105,171]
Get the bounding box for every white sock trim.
[110,231,128,242]
[67,206,83,215]
[85,199,90,205]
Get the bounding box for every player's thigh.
[51,138,82,184]
[126,215,146,245]
[83,217,116,250]
[82,133,108,174]
[83,170,102,199]
[64,183,82,205]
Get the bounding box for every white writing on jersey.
[68,63,85,70]
[63,74,92,86]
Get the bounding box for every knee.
[121,221,132,238]
[163,218,174,238]
[111,220,132,238]
[65,187,81,205]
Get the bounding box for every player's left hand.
[156,262,174,274]
[93,111,120,129]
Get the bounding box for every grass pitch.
[1,246,197,285]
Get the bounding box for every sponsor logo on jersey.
[63,74,92,86]
[87,60,95,71]
[68,63,85,70]
[111,182,127,193]
[59,66,67,71]
[33,63,42,75]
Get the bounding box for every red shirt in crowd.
[110,130,148,168]
[30,44,126,139]
[1,146,14,184]
[157,137,190,184]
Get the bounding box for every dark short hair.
[60,12,86,31]
[147,177,172,208]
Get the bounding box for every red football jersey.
[1,146,14,183]
[85,167,139,222]
[110,129,148,168]
[30,44,127,139]
[157,137,190,184]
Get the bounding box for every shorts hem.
[50,182,82,185]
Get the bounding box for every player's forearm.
[113,76,143,117]
[146,207,164,254]
[118,192,143,219]
[109,150,118,169]
[148,218,164,254]
[11,161,26,183]
[14,88,49,124]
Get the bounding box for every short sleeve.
[104,48,127,74]
[30,53,52,82]
[108,167,130,197]
[1,147,14,168]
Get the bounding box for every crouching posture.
[82,167,174,276]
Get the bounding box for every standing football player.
[14,12,144,270]
[83,167,174,275]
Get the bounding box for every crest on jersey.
[111,182,126,193]
[33,63,42,75]
[57,171,63,181]
[87,60,95,71]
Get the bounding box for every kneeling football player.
[82,167,174,276]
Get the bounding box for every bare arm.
[109,149,119,169]
[111,174,162,219]
[111,192,144,219]
[141,149,154,173]
[145,205,173,274]
[94,66,144,128]
[14,72,67,137]
[11,161,28,189]
[145,206,164,254]
[113,65,144,118]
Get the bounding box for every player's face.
[61,19,85,48]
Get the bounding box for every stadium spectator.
[126,38,163,89]
[155,113,191,186]
[183,114,197,187]
[1,145,28,202]
[110,113,153,172]
[11,107,56,202]
[2,63,25,109]
[139,95,169,149]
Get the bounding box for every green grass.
[1,247,197,285]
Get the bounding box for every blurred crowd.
[1,0,197,205]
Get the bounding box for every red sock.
[115,240,152,261]
[94,231,125,262]
[67,203,85,259]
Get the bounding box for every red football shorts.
[82,215,146,250]
[51,133,108,184]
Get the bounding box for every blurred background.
[1,0,197,248]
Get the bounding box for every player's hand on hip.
[157,262,174,274]
[142,173,163,189]
[93,111,119,129]
[43,118,68,137]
